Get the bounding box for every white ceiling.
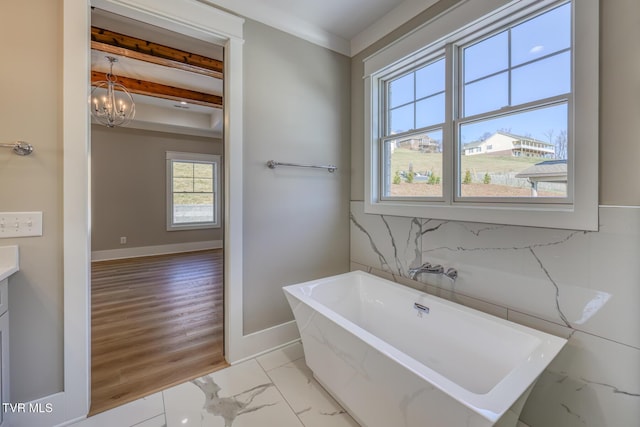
[199,0,440,56]
[90,0,441,136]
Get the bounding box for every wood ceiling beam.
[91,71,223,109]
[91,27,223,79]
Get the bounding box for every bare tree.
[479,131,493,141]
[554,130,568,160]
[543,129,555,145]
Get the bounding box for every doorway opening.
[89,8,227,414]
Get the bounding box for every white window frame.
[363,0,598,230]
[166,151,221,231]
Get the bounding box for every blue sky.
[387,2,571,147]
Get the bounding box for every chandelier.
[90,56,135,127]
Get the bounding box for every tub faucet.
[408,262,457,281]
[408,262,443,279]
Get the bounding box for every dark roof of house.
[515,159,567,180]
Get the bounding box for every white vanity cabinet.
[0,278,8,427]
[0,245,18,427]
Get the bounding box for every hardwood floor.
[90,250,227,415]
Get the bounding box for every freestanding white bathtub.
[283,271,567,427]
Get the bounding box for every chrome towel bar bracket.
[1,141,34,156]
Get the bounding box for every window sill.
[365,199,597,231]
[167,223,220,232]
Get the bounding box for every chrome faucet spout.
[409,262,442,279]
[408,262,458,282]
[428,264,444,274]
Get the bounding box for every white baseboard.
[226,320,300,365]
[230,336,302,366]
[91,240,222,261]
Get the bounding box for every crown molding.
[198,0,350,55]
[350,0,439,56]
[193,0,442,57]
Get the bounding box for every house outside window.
[166,151,221,231]
[364,0,598,230]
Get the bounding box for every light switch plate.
[0,212,43,238]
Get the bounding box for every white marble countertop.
[0,245,19,281]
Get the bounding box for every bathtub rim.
[283,270,568,424]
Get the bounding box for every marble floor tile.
[68,343,553,427]
[132,414,167,427]
[267,358,360,427]
[70,393,164,427]
[163,359,303,427]
[256,341,305,372]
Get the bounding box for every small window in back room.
[166,151,220,230]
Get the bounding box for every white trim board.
[228,321,301,365]
[230,335,301,366]
[91,240,223,261]
[60,0,91,425]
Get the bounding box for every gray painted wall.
[91,126,223,252]
[598,0,640,205]
[0,0,64,402]
[242,20,351,334]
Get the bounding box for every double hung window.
[365,0,598,230]
[166,151,221,230]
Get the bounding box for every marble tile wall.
[350,201,640,427]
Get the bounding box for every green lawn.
[390,148,542,176]
[388,148,565,197]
